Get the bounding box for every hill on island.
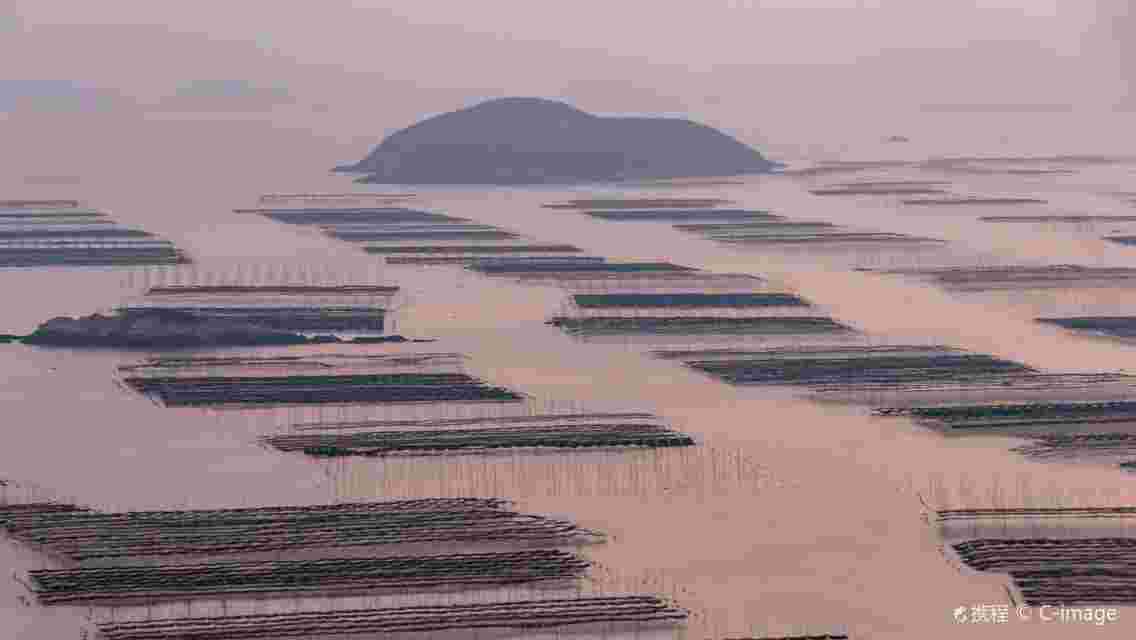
[336,97,780,185]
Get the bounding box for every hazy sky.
[0,1,1129,146]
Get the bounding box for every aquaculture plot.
[28,550,590,605]
[862,265,1136,291]
[472,260,695,274]
[243,205,586,266]
[121,373,523,407]
[809,186,950,196]
[95,595,688,640]
[674,218,943,248]
[116,353,524,407]
[144,285,401,298]
[570,293,810,310]
[125,284,397,334]
[258,193,417,204]
[1107,235,1136,246]
[873,400,1136,433]
[235,208,460,225]
[116,306,388,333]
[1012,434,1136,464]
[951,538,1136,606]
[900,197,1048,206]
[124,265,402,310]
[981,215,1136,223]
[726,636,849,640]
[657,345,1136,406]
[0,199,82,208]
[118,353,468,377]
[875,400,1136,469]
[549,317,854,338]
[543,198,734,209]
[579,209,781,222]
[554,289,827,329]
[661,345,1031,387]
[263,421,695,457]
[0,204,187,267]
[1,498,603,563]
[0,503,91,527]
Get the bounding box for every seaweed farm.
[873,400,1136,433]
[116,353,525,407]
[1036,316,1136,340]
[240,205,586,266]
[953,537,1136,606]
[263,412,695,457]
[542,198,734,209]
[1108,236,1136,247]
[550,316,853,338]
[809,186,950,196]
[981,215,1136,224]
[27,550,591,605]
[900,197,1048,206]
[93,596,688,640]
[0,202,187,267]
[570,293,810,309]
[862,264,1136,291]
[932,507,1136,607]
[579,209,781,222]
[0,498,602,563]
[655,344,1136,406]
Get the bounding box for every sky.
[0,0,1130,152]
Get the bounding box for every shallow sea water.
[3,113,1136,638]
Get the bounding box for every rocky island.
[8,309,431,348]
[336,97,779,185]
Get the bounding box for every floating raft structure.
[570,292,811,309]
[241,205,585,266]
[656,345,1136,403]
[0,202,187,267]
[121,372,523,407]
[0,199,81,208]
[0,498,603,564]
[727,635,849,640]
[95,595,687,640]
[1011,433,1136,463]
[550,316,852,338]
[132,282,400,334]
[982,215,1136,223]
[117,353,524,407]
[676,219,944,247]
[952,538,1136,606]
[235,207,459,225]
[1037,316,1136,339]
[873,400,1136,432]
[662,345,1032,386]
[263,413,695,457]
[1107,235,1136,247]
[580,209,780,222]
[27,549,590,605]
[542,198,734,209]
[938,507,1136,607]
[860,264,1136,290]
[258,193,416,204]
[117,305,388,333]
[810,186,949,196]
[900,197,1048,206]
[144,284,400,297]
[470,259,700,282]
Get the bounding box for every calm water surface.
[2,112,1136,638]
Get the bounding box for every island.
[336,97,780,185]
[8,309,433,348]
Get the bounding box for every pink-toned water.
[3,113,1136,638]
